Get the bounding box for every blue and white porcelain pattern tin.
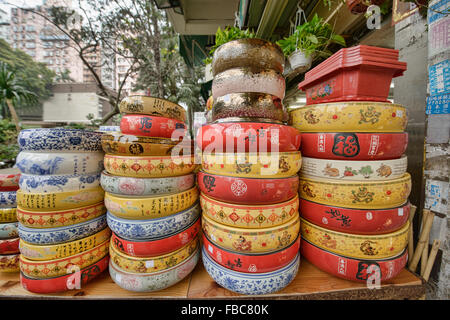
[15,151,104,176]
[202,246,300,295]
[100,171,195,196]
[19,173,101,193]
[109,248,199,292]
[18,214,107,245]
[0,222,19,239]
[18,128,102,152]
[0,191,16,208]
[98,126,120,133]
[107,202,200,240]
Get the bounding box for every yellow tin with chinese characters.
[104,154,196,178]
[16,187,105,212]
[101,133,179,156]
[200,193,299,228]
[104,187,199,220]
[201,212,300,254]
[299,173,411,209]
[20,239,109,279]
[290,101,407,132]
[19,227,111,261]
[110,236,198,274]
[16,202,106,229]
[0,208,17,223]
[119,95,186,122]
[300,217,409,260]
[202,152,302,178]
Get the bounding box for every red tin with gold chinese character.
[197,171,299,205]
[300,132,407,160]
[120,114,186,138]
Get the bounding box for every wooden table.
[0,259,425,300]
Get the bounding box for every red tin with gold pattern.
[300,238,407,283]
[120,114,186,138]
[0,173,20,191]
[198,171,299,205]
[20,255,109,293]
[196,121,301,153]
[300,132,408,160]
[300,199,410,235]
[0,237,19,254]
[203,233,300,274]
[111,216,201,258]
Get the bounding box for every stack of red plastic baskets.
[292,45,413,283]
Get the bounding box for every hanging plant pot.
[286,50,313,78]
[346,0,386,14]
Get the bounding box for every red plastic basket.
[298,45,407,105]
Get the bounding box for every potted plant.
[277,14,346,78]
[346,0,387,14]
[203,26,256,80]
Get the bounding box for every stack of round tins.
[105,95,199,292]
[14,128,110,293]
[0,172,20,273]
[199,38,302,295]
[290,47,411,283]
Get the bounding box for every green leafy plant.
[203,26,256,65]
[276,14,346,59]
[0,119,20,169]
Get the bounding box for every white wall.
[43,91,100,122]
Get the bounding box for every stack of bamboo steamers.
[197,39,302,295]
[291,45,412,283]
[0,171,20,273]
[102,95,199,292]
[14,128,109,293]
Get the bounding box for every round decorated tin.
[300,217,409,260]
[119,95,186,122]
[0,191,16,208]
[203,232,300,274]
[109,248,199,292]
[20,255,109,293]
[111,216,201,258]
[0,173,20,191]
[197,121,300,153]
[202,246,299,295]
[0,207,17,223]
[212,38,284,76]
[110,237,198,274]
[300,132,408,160]
[100,171,195,196]
[20,239,109,279]
[16,202,106,229]
[106,202,200,240]
[0,253,20,272]
[212,93,285,123]
[300,155,408,181]
[200,192,299,228]
[301,238,408,283]
[0,237,19,254]
[104,186,198,220]
[289,101,408,132]
[15,151,104,175]
[202,213,300,254]
[104,154,196,178]
[202,152,302,178]
[18,215,107,245]
[18,128,102,152]
[299,173,411,209]
[212,67,285,100]
[197,171,299,205]
[19,227,111,261]
[19,173,100,193]
[101,133,180,156]
[300,199,410,235]
[16,187,105,212]
[120,114,186,138]
[0,222,18,240]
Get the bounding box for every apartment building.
[0,8,11,44]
